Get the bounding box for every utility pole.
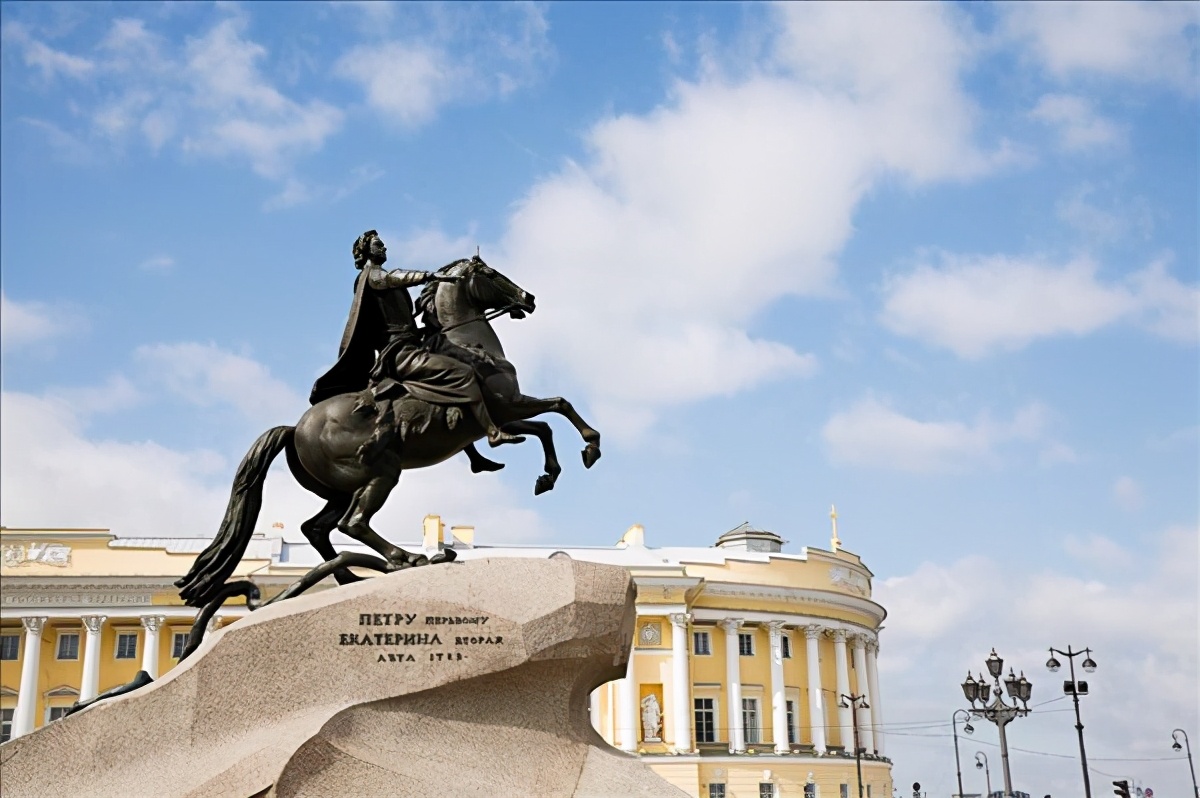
[841,693,869,798]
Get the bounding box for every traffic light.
[1113,780,1131,798]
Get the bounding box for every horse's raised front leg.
[500,420,562,494]
[505,395,601,469]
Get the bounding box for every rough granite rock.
[0,558,687,798]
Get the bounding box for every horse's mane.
[415,258,476,331]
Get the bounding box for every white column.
[867,638,884,755]
[804,625,827,754]
[79,615,106,701]
[589,687,601,733]
[617,658,637,751]
[12,616,47,738]
[721,618,745,753]
[851,634,875,754]
[140,615,165,678]
[830,629,853,752]
[668,613,693,753]
[767,620,789,754]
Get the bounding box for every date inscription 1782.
[339,611,505,663]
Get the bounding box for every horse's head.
[418,255,535,329]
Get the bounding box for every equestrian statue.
[65,230,601,716]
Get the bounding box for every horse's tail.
[175,425,294,607]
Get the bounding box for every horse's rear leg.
[301,496,362,585]
[336,453,438,569]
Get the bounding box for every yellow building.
[0,519,892,798]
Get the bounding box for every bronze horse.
[176,257,600,609]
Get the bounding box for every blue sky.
[2,2,1197,794]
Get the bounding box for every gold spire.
[830,504,841,552]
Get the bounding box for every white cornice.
[695,582,886,623]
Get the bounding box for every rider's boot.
[468,399,524,447]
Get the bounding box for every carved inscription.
[339,610,506,664]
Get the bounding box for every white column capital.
[850,632,869,650]
[20,616,47,634]
[719,618,743,634]
[866,637,879,654]
[140,615,166,633]
[827,627,848,643]
[804,624,824,640]
[766,620,787,640]
[668,612,692,629]
[81,615,107,633]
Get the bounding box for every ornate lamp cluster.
[961,649,1033,716]
[959,649,1032,798]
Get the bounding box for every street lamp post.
[1173,729,1199,798]
[1046,645,1098,798]
[840,693,870,798]
[976,752,992,798]
[961,649,1032,798]
[952,709,973,798]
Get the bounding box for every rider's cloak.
[309,266,480,408]
[309,269,379,405]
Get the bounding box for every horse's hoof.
[534,475,556,495]
[582,443,601,469]
[430,549,457,564]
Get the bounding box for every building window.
[840,784,850,798]
[786,700,798,745]
[738,632,754,656]
[760,784,776,798]
[694,698,717,743]
[115,632,138,660]
[742,697,761,744]
[805,783,817,798]
[46,706,71,724]
[57,633,80,660]
[781,634,792,658]
[0,708,13,743]
[0,635,18,661]
[709,786,727,798]
[693,631,712,655]
[867,786,872,798]
[172,632,189,659]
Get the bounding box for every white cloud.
[1030,93,1125,151]
[1,292,59,351]
[138,254,176,272]
[880,254,1199,358]
[1002,1,1200,94]
[0,292,88,352]
[421,4,1011,440]
[1062,533,1132,570]
[821,397,1053,472]
[1112,475,1143,510]
[388,227,479,269]
[876,525,1198,798]
[335,4,552,127]
[1,21,95,81]
[0,390,230,536]
[133,342,307,426]
[9,12,343,184]
[1055,183,1154,244]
